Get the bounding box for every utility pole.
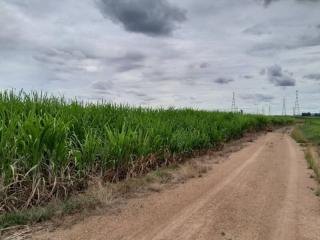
[231,92,236,113]
[294,90,300,116]
[282,97,287,116]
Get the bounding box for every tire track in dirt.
[140,144,266,240]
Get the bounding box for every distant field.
[299,118,320,146]
[0,91,293,213]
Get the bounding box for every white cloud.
[0,0,320,114]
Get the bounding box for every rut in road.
[36,130,320,240]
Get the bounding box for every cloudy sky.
[1,0,320,114]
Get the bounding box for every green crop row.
[0,90,293,212]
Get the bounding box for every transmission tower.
[269,104,271,116]
[231,92,236,112]
[294,90,300,116]
[282,97,287,116]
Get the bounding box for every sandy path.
[35,131,320,240]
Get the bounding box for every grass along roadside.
[305,147,320,183]
[0,195,98,230]
[291,120,320,196]
[0,148,213,233]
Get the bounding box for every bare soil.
[33,130,320,240]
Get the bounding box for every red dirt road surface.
[35,130,320,240]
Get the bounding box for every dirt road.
[36,130,320,240]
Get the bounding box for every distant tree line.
[301,112,320,117]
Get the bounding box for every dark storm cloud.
[304,73,320,80]
[240,93,274,102]
[214,77,234,85]
[98,0,186,36]
[266,65,296,87]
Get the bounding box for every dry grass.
[291,127,307,144]
[172,161,210,183]
[305,147,320,183]
[1,157,214,236]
